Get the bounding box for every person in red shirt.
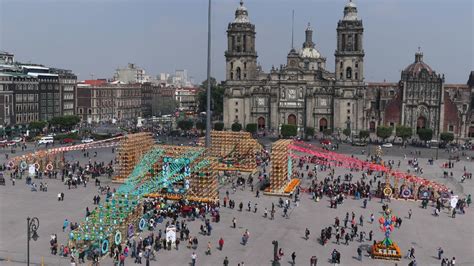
[218,237,224,250]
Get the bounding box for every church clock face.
[288,89,296,99]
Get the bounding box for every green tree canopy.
[231,122,242,132]
[343,128,351,138]
[376,126,393,142]
[440,132,454,143]
[417,128,433,142]
[214,122,224,131]
[323,128,333,137]
[359,130,370,141]
[195,121,206,131]
[281,124,297,138]
[177,119,194,131]
[245,123,258,134]
[49,115,80,130]
[198,77,225,118]
[304,127,315,140]
[396,125,412,144]
[28,121,47,132]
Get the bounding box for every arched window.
[355,72,358,80]
[304,61,309,70]
[346,67,352,79]
[230,72,234,80]
[244,62,247,69]
[340,62,343,69]
[236,67,241,80]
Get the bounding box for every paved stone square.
[0,142,473,266]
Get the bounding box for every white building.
[114,63,150,84]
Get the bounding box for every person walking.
[223,256,229,266]
[408,209,412,219]
[437,247,444,260]
[63,219,69,232]
[291,252,296,265]
[218,237,224,250]
[305,228,310,240]
[357,247,362,261]
[191,252,197,266]
[232,217,236,228]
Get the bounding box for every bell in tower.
[225,0,258,81]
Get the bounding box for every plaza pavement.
[0,142,473,265]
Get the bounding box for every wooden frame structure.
[114,132,154,183]
[203,131,262,172]
[264,139,295,195]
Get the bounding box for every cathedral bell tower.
[225,0,258,81]
[333,0,365,133]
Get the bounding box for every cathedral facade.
[223,1,474,140]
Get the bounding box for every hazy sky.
[1,0,473,84]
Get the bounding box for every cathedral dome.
[299,47,321,59]
[343,0,358,21]
[404,52,433,75]
[234,0,250,23]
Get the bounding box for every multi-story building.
[0,51,14,64]
[175,87,200,112]
[52,68,77,116]
[222,1,473,141]
[77,80,142,123]
[153,86,176,116]
[0,73,17,126]
[0,72,39,125]
[113,63,150,84]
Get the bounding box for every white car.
[382,143,393,148]
[38,136,54,145]
[81,138,94,143]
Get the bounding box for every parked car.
[382,143,393,148]
[81,138,94,143]
[38,136,54,145]
[61,138,75,144]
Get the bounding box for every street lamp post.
[205,0,212,148]
[27,217,39,266]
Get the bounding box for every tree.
[304,127,315,140]
[359,130,369,141]
[195,121,206,133]
[417,128,433,142]
[245,123,258,134]
[342,128,351,139]
[49,115,80,130]
[231,122,242,132]
[323,128,333,137]
[214,122,224,131]
[281,124,297,138]
[376,126,393,143]
[28,121,47,132]
[396,125,412,145]
[440,132,454,143]
[198,77,225,119]
[177,119,193,131]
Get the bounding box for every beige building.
[77,80,141,123]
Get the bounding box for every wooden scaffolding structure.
[114,132,154,183]
[265,139,294,195]
[202,131,262,172]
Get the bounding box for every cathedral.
[223,0,474,140]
